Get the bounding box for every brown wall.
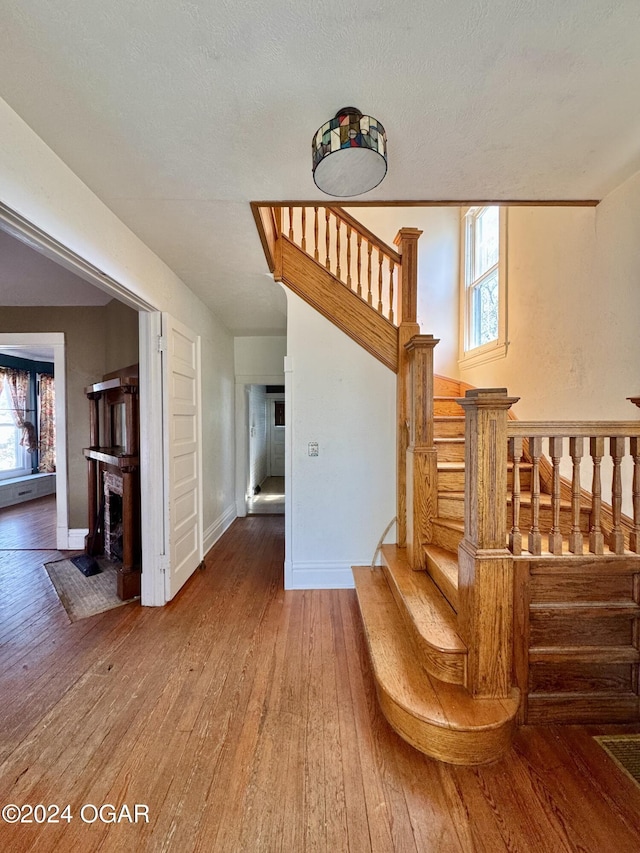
[0,301,139,527]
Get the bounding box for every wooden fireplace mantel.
[83,364,141,601]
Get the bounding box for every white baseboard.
[284,560,355,590]
[203,504,237,556]
[66,528,89,550]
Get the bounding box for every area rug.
[594,735,640,788]
[44,556,137,622]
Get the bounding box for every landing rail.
[506,420,640,557]
[283,205,400,324]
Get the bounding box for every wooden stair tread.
[352,566,519,764]
[424,544,459,612]
[380,545,464,654]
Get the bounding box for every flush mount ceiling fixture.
[312,107,387,197]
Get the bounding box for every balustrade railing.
[506,422,640,557]
[283,206,401,324]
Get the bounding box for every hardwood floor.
[247,476,285,515]
[0,515,639,851]
[0,494,57,550]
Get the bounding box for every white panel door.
[163,313,202,600]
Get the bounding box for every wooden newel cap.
[393,228,423,247]
[457,388,519,410]
[404,334,440,352]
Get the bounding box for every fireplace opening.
[104,472,125,564]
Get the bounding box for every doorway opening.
[246,384,285,516]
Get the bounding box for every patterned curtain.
[38,374,56,473]
[4,368,37,453]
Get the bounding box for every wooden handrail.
[508,421,640,437]
[504,417,640,556]
[328,207,401,265]
[277,205,402,327]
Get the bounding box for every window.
[460,205,507,367]
[0,379,32,479]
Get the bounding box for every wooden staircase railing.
[506,421,640,557]
[253,203,424,553]
[283,206,401,324]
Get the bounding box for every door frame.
[268,395,286,477]
[0,202,167,606]
[234,373,286,517]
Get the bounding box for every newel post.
[405,335,439,570]
[394,228,422,547]
[457,388,519,699]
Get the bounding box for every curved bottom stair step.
[380,544,465,684]
[352,566,519,765]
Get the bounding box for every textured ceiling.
[1,1,639,332]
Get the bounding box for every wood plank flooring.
[0,515,639,851]
[0,495,57,550]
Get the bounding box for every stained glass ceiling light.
[312,107,387,197]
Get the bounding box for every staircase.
[253,202,640,765]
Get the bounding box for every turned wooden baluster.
[313,207,319,261]
[325,208,331,270]
[389,259,395,324]
[288,207,294,241]
[508,435,523,555]
[568,436,584,554]
[630,436,640,553]
[528,436,542,555]
[301,207,307,253]
[589,436,605,555]
[335,216,342,280]
[356,233,362,296]
[377,250,384,314]
[548,436,563,554]
[346,224,352,289]
[609,436,626,554]
[367,243,373,305]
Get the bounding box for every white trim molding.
[459,205,509,370]
[66,528,89,549]
[285,561,355,590]
[203,504,237,557]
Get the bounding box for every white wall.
[234,336,287,378]
[0,97,236,560]
[285,292,396,589]
[460,206,607,420]
[346,206,460,377]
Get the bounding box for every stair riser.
[438,471,466,492]
[435,442,465,462]
[434,400,465,416]
[437,469,533,491]
[438,495,464,520]
[434,418,465,438]
[424,557,459,612]
[431,522,464,552]
[378,690,516,766]
[511,505,591,535]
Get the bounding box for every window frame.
[0,379,32,480]
[459,205,508,369]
